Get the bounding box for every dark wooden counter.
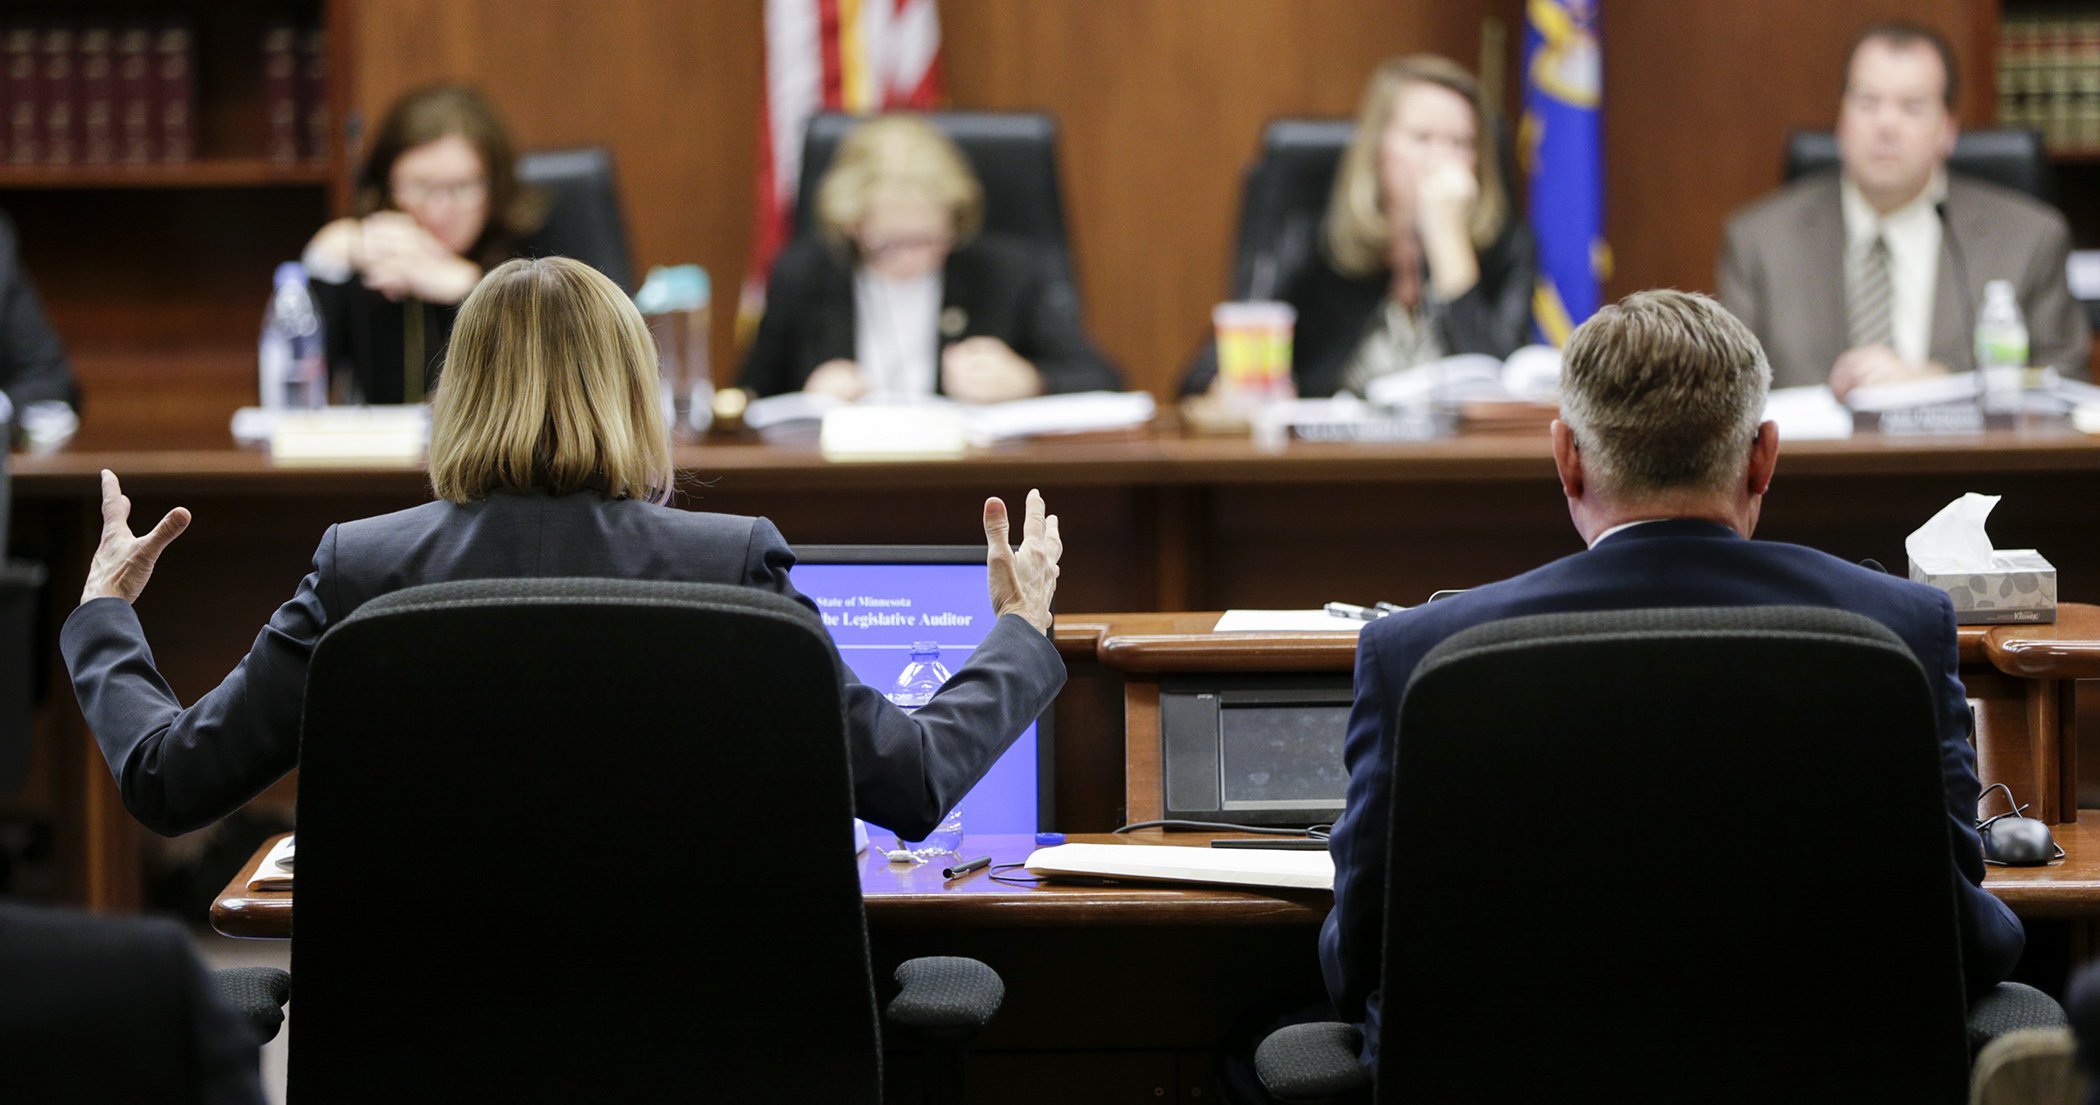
[26,426,2100,910]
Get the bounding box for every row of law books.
[1997,15,2100,155]
[1,17,328,169]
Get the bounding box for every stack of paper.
[962,391,1156,443]
[1025,842,1333,890]
[245,835,295,892]
[1212,610,1369,633]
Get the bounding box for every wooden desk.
[212,815,2100,1101]
[215,831,1329,1103]
[25,428,2100,909]
[1079,606,2100,828]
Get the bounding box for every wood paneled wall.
[349,0,2001,400]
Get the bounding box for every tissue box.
[1907,551,2057,624]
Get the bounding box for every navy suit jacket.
[1323,518,2023,1064]
[61,490,1065,839]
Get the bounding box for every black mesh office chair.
[1783,127,2057,205]
[791,110,1078,290]
[1257,606,2064,1105]
[516,147,634,291]
[286,578,1002,1104]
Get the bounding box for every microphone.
[1937,201,1978,372]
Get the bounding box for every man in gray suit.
[1718,22,2089,395]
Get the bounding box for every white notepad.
[245,835,295,892]
[1211,610,1368,633]
[1024,843,1333,891]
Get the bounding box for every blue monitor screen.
[789,557,1041,839]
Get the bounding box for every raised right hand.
[81,470,190,605]
[984,489,1060,634]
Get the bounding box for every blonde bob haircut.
[1324,55,1510,278]
[814,113,985,256]
[428,257,672,505]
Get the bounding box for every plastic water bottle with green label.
[1974,279,2028,415]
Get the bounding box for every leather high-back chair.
[1227,119,1354,302]
[516,147,634,291]
[288,578,999,1104]
[1258,606,2064,1104]
[791,110,1078,290]
[1784,128,2056,205]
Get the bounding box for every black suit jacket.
[1325,519,2022,1068]
[0,901,264,1105]
[61,490,1065,839]
[739,232,1122,397]
[1181,222,1536,397]
[308,278,461,405]
[0,210,83,411]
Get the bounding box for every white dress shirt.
[1839,169,1948,366]
[853,269,942,401]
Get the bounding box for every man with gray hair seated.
[1321,289,2024,1073]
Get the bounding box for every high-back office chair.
[1226,119,1353,302]
[1256,606,2064,1104]
[516,147,634,291]
[791,110,1079,290]
[1783,128,2056,204]
[288,578,1001,1105]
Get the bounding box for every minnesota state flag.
[1522,0,1607,346]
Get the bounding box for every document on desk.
[1212,610,1368,633]
[1025,843,1333,891]
[245,835,295,892]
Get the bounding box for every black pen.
[1372,601,1405,615]
[1324,602,1379,621]
[943,855,992,879]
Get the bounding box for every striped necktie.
[1848,234,1894,350]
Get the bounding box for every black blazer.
[740,231,1122,397]
[308,278,461,405]
[1182,222,1536,397]
[0,211,82,411]
[0,901,265,1105]
[61,490,1066,840]
[1324,519,2022,1069]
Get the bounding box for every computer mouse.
[1982,816,2058,866]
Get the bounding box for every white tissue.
[1904,492,2001,571]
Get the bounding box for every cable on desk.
[1114,819,1331,840]
[987,862,1047,887]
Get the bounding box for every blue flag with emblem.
[1522,0,1606,346]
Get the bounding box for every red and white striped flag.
[740,0,943,346]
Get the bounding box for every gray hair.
[1557,290,1772,498]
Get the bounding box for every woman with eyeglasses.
[301,83,545,404]
[740,113,1121,404]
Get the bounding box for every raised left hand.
[81,470,190,605]
[942,337,1044,403]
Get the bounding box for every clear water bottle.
[259,262,326,410]
[1974,279,2029,416]
[887,641,952,709]
[890,808,965,861]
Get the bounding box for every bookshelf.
[1996,2,2100,254]
[1,0,349,450]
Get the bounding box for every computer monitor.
[790,545,1052,836]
